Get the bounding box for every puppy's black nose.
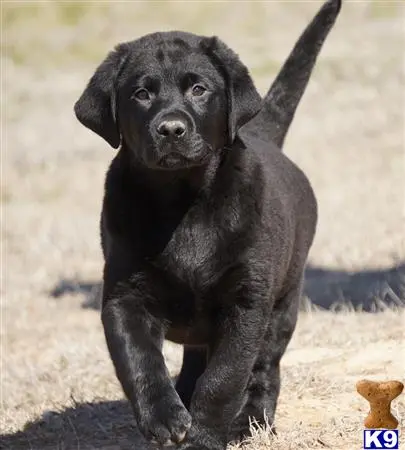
[157,120,186,138]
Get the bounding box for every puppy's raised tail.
[249,0,342,149]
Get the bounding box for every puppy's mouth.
[158,152,197,169]
[149,139,212,170]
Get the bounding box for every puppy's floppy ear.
[203,37,262,142]
[74,43,129,149]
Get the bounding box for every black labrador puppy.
[74,1,341,448]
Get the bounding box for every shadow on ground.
[304,262,405,311]
[0,400,158,450]
[50,263,405,312]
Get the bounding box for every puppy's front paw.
[228,412,276,444]
[177,427,225,450]
[178,444,211,450]
[139,395,192,446]
[178,440,221,450]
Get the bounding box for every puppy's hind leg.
[176,347,208,410]
[228,281,302,443]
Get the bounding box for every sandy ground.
[1,1,405,449]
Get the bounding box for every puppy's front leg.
[188,279,269,449]
[101,270,191,446]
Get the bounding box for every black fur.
[74,1,341,448]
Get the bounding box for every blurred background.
[1,1,404,449]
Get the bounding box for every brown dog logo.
[356,379,404,429]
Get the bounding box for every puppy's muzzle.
[151,112,203,168]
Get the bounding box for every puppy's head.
[75,31,261,170]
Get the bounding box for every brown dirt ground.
[1,1,404,449]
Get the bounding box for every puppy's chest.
[130,190,248,291]
[157,214,224,290]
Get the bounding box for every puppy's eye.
[191,85,207,97]
[133,88,150,101]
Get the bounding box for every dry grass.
[2,301,404,449]
[1,1,405,449]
